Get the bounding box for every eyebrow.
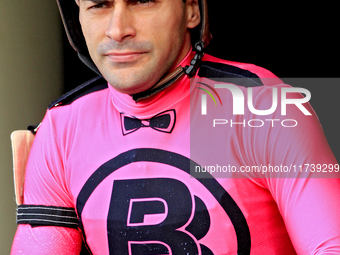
[79,0,139,3]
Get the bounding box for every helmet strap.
[131,41,205,103]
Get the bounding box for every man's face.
[77,0,200,94]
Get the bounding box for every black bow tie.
[120,109,176,135]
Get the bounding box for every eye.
[134,0,155,5]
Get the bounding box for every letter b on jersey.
[107,178,212,254]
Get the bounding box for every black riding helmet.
[56,0,212,101]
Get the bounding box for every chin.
[107,78,152,95]
[105,70,161,95]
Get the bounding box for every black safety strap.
[17,204,79,229]
[132,41,206,102]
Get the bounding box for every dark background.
[61,2,339,159]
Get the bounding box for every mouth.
[105,51,147,63]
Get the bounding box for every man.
[11,0,340,254]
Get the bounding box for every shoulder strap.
[49,76,107,109]
[198,61,264,87]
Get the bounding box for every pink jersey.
[12,50,340,254]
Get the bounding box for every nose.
[105,4,136,42]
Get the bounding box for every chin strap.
[132,41,205,102]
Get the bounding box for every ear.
[186,0,201,29]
